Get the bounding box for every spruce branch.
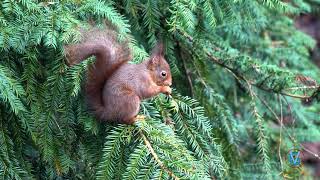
[245,81,271,176]
[139,130,180,180]
[177,30,320,100]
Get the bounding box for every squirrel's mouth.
[163,81,172,86]
[157,80,172,87]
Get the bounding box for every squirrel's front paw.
[161,86,172,95]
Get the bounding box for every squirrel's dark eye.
[161,71,167,77]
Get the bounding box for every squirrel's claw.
[134,115,146,122]
[165,94,172,102]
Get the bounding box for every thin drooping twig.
[139,131,180,180]
[277,94,283,172]
[281,96,296,129]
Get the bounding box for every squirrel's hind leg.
[118,94,141,124]
[103,84,141,124]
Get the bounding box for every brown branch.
[177,30,319,100]
[206,51,315,99]
[284,86,319,90]
[139,131,180,180]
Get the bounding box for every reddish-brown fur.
[64,27,172,124]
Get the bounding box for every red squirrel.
[64,28,172,124]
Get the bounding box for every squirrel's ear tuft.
[148,57,158,70]
[148,41,164,70]
[151,41,164,57]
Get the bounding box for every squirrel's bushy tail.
[65,27,131,120]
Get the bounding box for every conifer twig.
[139,131,180,180]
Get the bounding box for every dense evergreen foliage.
[0,0,319,179]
